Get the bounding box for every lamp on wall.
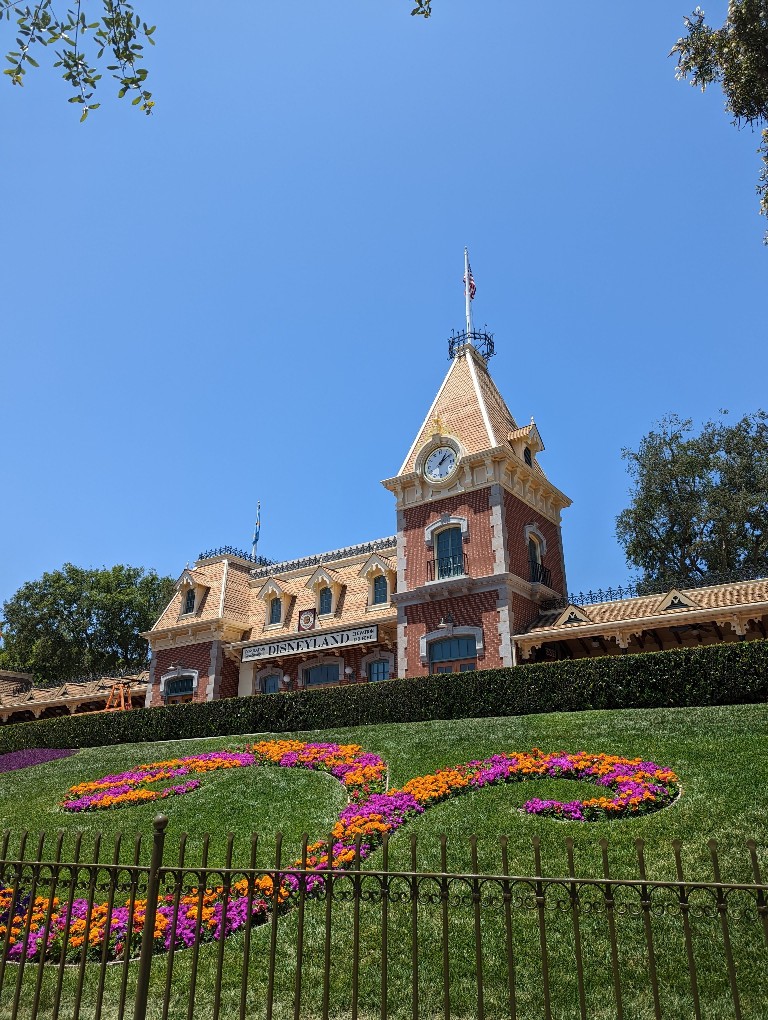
[344,666,354,684]
[282,674,291,691]
[437,613,455,629]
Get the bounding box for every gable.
[654,589,700,614]
[554,604,593,627]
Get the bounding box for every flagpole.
[251,501,261,559]
[464,247,473,336]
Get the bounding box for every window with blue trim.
[367,660,390,682]
[183,589,195,615]
[318,586,332,615]
[435,527,464,579]
[269,597,282,625]
[428,635,477,673]
[372,575,388,605]
[262,674,280,694]
[165,675,194,700]
[304,664,340,686]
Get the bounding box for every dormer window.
[306,567,343,617]
[176,570,208,619]
[524,446,533,466]
[358,553,397,609]
[257,576,292,630]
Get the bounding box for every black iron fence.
[529,563,552,588]
[0,817,766,1020]
[540,566,768,613]
[427,553,469,582]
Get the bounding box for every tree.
[671,2,768,242]
[615,411,768,590]
[0,563,175,683]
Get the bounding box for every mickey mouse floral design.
[1,741,678,962]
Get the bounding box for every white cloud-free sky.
[2,0,764,604]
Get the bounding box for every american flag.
[464,262,476,300]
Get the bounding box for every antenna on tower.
[251,502,261,560]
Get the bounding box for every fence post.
[133,814,169,1020]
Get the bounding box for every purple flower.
[0,748,76,773]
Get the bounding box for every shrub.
[0,640,766,753]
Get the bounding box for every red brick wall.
[220,653,240,699]
[151,643,213,706]
[404,590,503,676]
[403,490,494,588]
[503,492,566,596]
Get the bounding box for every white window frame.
[159,667,199,697]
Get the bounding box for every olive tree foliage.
[616,412,768,591]
[1,0,155,119]
[671,1,768,241]
[0,563,175,684]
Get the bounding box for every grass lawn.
[1,703,766,1019]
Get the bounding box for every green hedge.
[1,639,767,753]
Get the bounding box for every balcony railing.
[427,553,469,582]
[530,562,552,587]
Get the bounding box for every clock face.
[424,446,457,482]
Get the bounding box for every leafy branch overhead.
[671,2,768,241]
[2,0,155,120]
[3,1,767,237]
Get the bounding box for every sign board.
[241,625,379,662]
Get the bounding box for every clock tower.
[382,332,571,677]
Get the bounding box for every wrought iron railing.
[0,818,765,1020]
[248,536,398,579]
[198,546,276,566]
[427,553,469,582]
[448,327,495,362]
[530,562,552,588]
[540,565,768,612]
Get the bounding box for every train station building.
[143,332,768,708]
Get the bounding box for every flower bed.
[0,748,76,774]
[3,742,678,962]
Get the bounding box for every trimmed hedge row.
[1,639,766,754]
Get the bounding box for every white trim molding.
[360,648,396,681]
[424,515,469,548]
[419,625,484,665]
[158,667,199,696]
[524,523,548,556]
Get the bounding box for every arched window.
[435,526,464,579]
[367,660,390,682]
[165,675,195,704]
[304,663,340,686]
[269,596,282,625]
[524,446,533,466]
[262,674,280,694]
[528,535,549,585]
[318,586,333,616]
[428,636,477,674]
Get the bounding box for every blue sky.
[1,0,765,608]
